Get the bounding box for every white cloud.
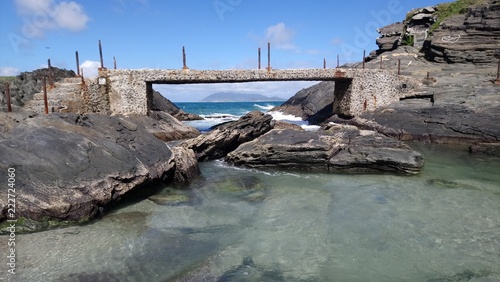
[265,22,297,50]
[0,67,20,76]
[14,0,89,37]
[79,60,100,78]
[53,1,89,31]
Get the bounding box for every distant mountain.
[202,92,285,102]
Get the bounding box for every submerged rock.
[148,189,192,206]
[226,127,424,175]
[212,175,267,202]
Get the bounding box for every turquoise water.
[12,144,500,281]
[177,101,305,131]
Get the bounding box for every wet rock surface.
[0,112,200,231]
[226,127,424,174]
[180,111,274,161]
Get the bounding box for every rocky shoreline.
[1,0,499,232]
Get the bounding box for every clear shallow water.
[10,145,500,282]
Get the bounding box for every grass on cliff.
[429,0,490,32]
[0,76,16,84]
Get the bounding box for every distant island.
[202,92,286,102]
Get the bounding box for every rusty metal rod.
[497,57,500,80]
[267,42,271,70]
[48,59,53,86]
[182,46,187,69]
[5,82,12,113]
[427,71,430,78]
[80,68,84,84]
[324,58,326,69]
[380,57,383,69]
[398,59,401,75]
[362,50,366,69]
[76,51,80,76]
[43,77,48,114]
[114,56,117,70]
[99,40,104,69]
[258,47,261,69]
[337,54,339,68]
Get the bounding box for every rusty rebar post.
[362,50,366,69]
[4,82,12,113]
[75,51,80,76]
[99,40,104,69]
[324,58,326,69]
[337,54,340,68]
[267,42,271,71]
[114,56,117,70]
[43,77,48,114]
[497,57,500,80]
[427,71,430,78]
[380,57,383,69]
[398,59,401,75]
[258,47,261,69]
[80,68,84,84]
[182,46,188,70]
[47,59,53,87]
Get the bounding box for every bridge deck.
[106,68,356,84]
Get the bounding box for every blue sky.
[0,0,444,101]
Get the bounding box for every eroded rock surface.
[0,112,200,230]
[226,127,424,174]
[181,111,274,161]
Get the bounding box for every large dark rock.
[339,104,500,145]
[0,112,200,231]
[180,111,274,161]
[271,81,335,125]
[226,127,424,174]
[151,90,203,121]
[144,110,201,141]
[375,22,405,53]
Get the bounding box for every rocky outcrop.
[271,81,336,124]
[180,111,274,161]
[0,112,200,231]
[0,67,76,111]
[425,1,500,63]
[337,104,500,145]
[226,126,424,174]
[151,90,203,121]
[142,111,200,142]
[375,22,405,53]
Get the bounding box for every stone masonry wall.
[102,68,423,117]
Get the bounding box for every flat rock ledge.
[0,112,200,233]
[226,125,424,175]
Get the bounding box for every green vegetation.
[0,76,16,84]
[429,0,489,32]
[402,34,415,46]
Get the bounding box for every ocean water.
[6,103,500,281]
[177,101,320,131]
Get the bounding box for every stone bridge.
[26,68,423,117]
[100,68,422,117]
